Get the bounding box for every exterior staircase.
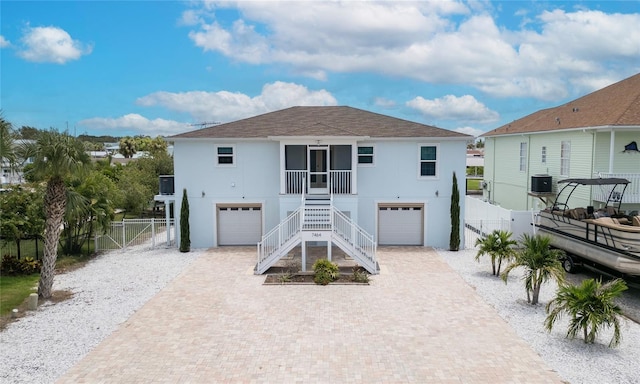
[256,194,378,275]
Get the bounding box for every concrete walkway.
[58,247,562,383]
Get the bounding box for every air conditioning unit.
[159,175,175,195]
[531,175,552,193]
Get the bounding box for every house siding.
[594,131,640,174]
[483,135,530,210]
[485,131,595,210]
[173,138,467,249]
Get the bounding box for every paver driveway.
[58,247,562,383]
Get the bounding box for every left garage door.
[217,205,262,245]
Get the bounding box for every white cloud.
[136,81,337,122]
[78,114,188,137]
[18,26,92,64]
[454,126,485,137]
[183,2,640,100]
[0,35,10,48]
[406,95,499,124]
[373,97,396,108]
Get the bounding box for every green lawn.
[467,178,482,191]
[0,274,40,316]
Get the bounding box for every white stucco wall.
[173,137,467,249]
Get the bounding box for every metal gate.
[95,218,175,251]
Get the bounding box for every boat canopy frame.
[553,178,630,215]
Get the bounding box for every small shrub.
[1,255,41,275]
[20,257,41,274]
[352,266,369,283]
[278,273,292,283]
[1,255,23,275]
[312,259,339,285]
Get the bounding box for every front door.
[308,147,328,194]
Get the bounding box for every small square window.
[216,146,234,165]
[358,146,374,165]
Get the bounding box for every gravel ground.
[438,248,640,384]
[0,244,202,384]
[1,246,638,384]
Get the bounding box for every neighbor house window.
[358,145,374,165]
[216,145,234,165]
[519,142,527,172]
[541,146,547,164]
[561,141,571,176]
[419,145,438,177]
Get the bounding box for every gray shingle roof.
[170,106,469,139]
[482,72,640,137]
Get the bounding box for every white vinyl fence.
[464,196,537,249]
[94,218,175,251]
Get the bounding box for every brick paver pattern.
[58,247,562,383]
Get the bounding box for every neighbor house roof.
[482,72,640,137]
[170,106,469,139]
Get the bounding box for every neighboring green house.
[481,73,640,213]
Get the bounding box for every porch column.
[327,241,332,262]
[280,142,286,194]
[608,130,615,174]
[165,200,172,247]
[301,240,307,272]
[351,143,358,194]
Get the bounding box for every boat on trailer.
[535,178,640,279]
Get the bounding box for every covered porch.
[279,142,361,195]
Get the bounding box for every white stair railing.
[256,172,377,274]
[332,208,377,274]
[256,208,302,274]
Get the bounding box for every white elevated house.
[481,73,640,213]
[163,106,471,274]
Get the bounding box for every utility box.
[531,175,552,193]
[159,175,175,195]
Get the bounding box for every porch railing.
[330,171,351,194]
[285,170,352,194]
[592,173,640,204]
[286,170,307,194]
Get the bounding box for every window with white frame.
[357,145,374,165]
[561,141,571,176]
[419,145,438,177]
[519,142,527,172]
[216,145,234,165]
[541,146,547,164]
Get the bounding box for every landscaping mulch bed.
[263,266,370,285]
[263,273,369,285]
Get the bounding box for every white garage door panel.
[218,206,262,245]
[378,206,423,245]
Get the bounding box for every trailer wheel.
[562,256,576,273]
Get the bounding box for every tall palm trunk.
[39,178,67,299]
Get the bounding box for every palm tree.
[474,229,517,276]
[545,278,627,347]
[0,114,17,180]
[22,130,91,299]
[119,137,137,158]
[501,234,566,305]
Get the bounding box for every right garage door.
[378,205,424,245]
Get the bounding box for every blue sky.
[1,1,639,138]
